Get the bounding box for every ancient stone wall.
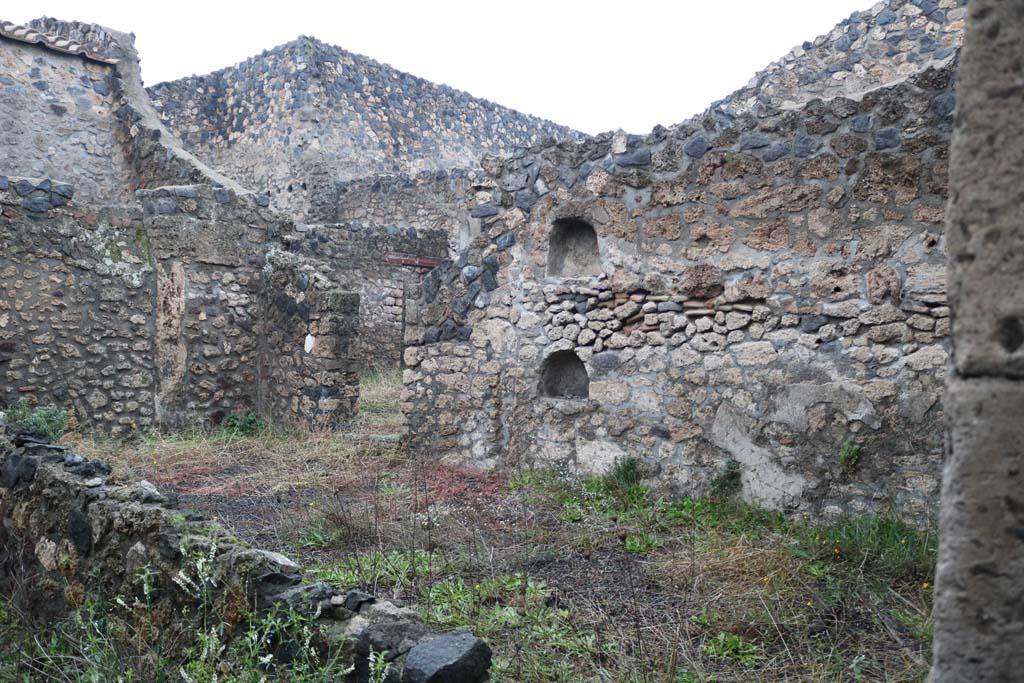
[260,251,360,428]
[403,55,955,522]
[0,178,156,435]
[137,184,289,429]
[705,0,965,117]
[0,27,133,204]
[1,20,362,433]
[0,429,492,681]
[282,222,447,369]
[148,38,582,220]
[319,168,482,253]
[0,173,359,432]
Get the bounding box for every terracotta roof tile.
[0,20,118,65]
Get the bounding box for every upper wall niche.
[547,218,601,279]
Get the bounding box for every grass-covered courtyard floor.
[5,369,936,682]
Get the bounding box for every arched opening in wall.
[547,218,600,278]
[539,350,590,399]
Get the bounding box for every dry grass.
[66,368,406,496]
[50,368,935,682]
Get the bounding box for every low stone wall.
[261,251,360,429]
[0,427,491,682]
[321,168,482,253]
[283,222,448,369]
[403,55,955,523]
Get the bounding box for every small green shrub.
[890,608,933,641]
[709,460,742,500]
[220,412,268,437]
[689,610,719,628]
[604,456,641,489]
[4,398,69,442]
[661,498,787,537]
[838,438,862,473]
[560,476,654,523]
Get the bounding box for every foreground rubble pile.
[0,424,490,682]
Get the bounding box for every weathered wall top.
[147,36,584,218]
[700,0,966,121]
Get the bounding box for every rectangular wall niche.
[547,218,600,278]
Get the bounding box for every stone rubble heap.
[0,425,491,683]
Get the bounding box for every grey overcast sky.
[9,0,869,135]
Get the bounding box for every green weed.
[220,412,268,437]
[796,516,936,584]
[4,398,69,442]
[709,460,742,500]
[838,438,862,474]
[703,631,764,666]
[624,532,664,555]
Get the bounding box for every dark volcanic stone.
[469,204,498,218]
[684,137,712,158]
[794,136,821,157]
[513,191,537,212]
[343,590,376,611]
[876,8,897,24]
[439,319,458,341]
[0,453,36,489]
[402,629,492,683]
[932,92,956,118]
[800,315,830,333]
[614,148,652,166]
[740,133,771,150]
[67,508,93,555]
[849,115,872,133]
[22,195,52,213]
[761,142,790,162]
[873,128,901,150]
[481,269,498,292]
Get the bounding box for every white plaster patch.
[304,334,315,354]
[711,403,808,510]
[574,438,628,477]
[769,381,880,430]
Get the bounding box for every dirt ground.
[68,370,936,683]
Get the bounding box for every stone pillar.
[931,2,1024,681]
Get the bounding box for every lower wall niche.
[539,350,590,399]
